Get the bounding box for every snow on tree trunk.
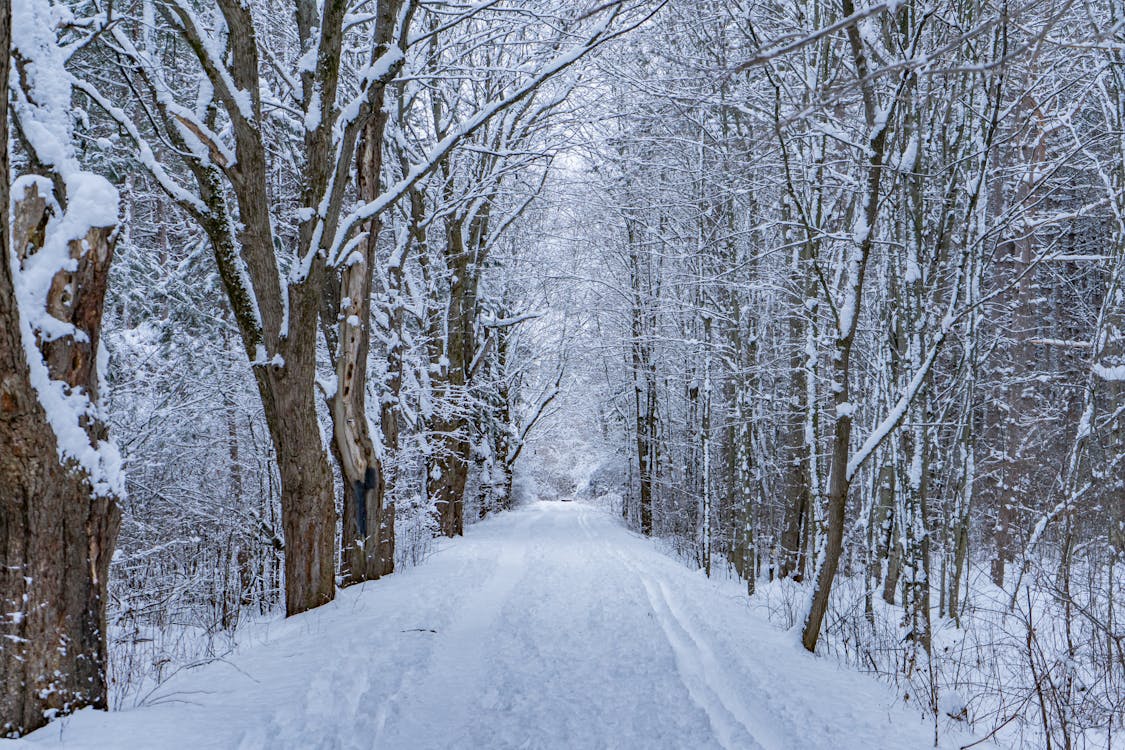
[1,0,124,733]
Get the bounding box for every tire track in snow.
[578,507,777,750]
[649,577,794,750]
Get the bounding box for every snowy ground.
[11,501,979,750]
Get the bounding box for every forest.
[0,0,1122,747]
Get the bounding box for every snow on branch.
[734,1,892,71]
[480,310,545,328]
[326,3,661,267]
[1092,363,1125,381]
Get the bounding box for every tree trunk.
[1,169,121,736]
[259,334,336,616]
[700,315,713,577]
[200,179,337,617]
[429,219,474,537]
[800,1,889,651]
[780,238,817,581]
[431,418,470,536]
[323,0,407,584]
[332,152,385,584]
[179,0,339,615]
[628,229,656,536]
[992,93,1045,589]
[801,369,855,652]
[0,456,119,737]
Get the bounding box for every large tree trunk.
[332,125,386,584]
[202,192,337,616]
[197,171,336,617]
[1,174,121,736]
[0,456,119,737]
[323,0,407,584]
[263,356,336,616]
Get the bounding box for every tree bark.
[628,226,657,536]
[429,223,474,537]
[1,173,121,736]
[323,0,408,584]
[263,358,336,616]
[800,0,891,651]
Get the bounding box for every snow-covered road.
[13,501,965,749]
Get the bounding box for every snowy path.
[13,502,965,750]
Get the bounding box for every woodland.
[0,0,1122,747]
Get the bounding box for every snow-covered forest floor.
[10,501,974,750]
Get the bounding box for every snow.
[360,46,405,87]
[304,89,322,132]
[10,502,974,750]
[8,0,125,498]
[898,136,919,174]
[1093,362,1125,381]
[316,373,339,399]
[852,212,870,246]
[60,173,119,230]
[904,256,921,283]
[296,44,318,75]
[11,0,75,173]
